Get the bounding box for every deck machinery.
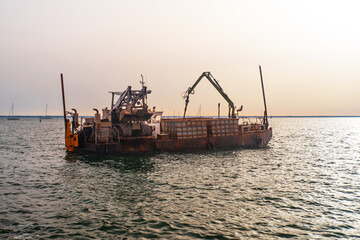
[109,85,153,138]
[61,67,272,154]
[61,76,156,153]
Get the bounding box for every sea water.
[0,117,359,239]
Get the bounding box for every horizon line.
[0,115,359,118]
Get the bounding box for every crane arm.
[182,72,238,118]
[204,72,235,112]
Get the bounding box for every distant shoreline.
[0,115,359,118]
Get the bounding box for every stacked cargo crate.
[208,118,239,137]
[161,118,240,139]
[161,118,208,139]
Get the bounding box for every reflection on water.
[0,117,360,239]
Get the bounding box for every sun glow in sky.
[0,0,359,116]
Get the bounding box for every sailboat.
[8,103,19,120]
[41,104,52,119]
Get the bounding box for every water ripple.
[1,118,360,239]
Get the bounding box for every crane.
[182,72,242,118]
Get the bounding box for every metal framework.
[110,85,152,123]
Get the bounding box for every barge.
[61,67,272,154]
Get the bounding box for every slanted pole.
[259,65,268,129]
[60,73,67,136]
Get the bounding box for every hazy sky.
[1,0,359,116]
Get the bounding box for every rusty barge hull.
[77,117,272,154]
[156,128,272,152]
[78,128,272,154]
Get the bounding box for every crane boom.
[182,72,239,118]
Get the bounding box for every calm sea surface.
[0,117,360,239]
